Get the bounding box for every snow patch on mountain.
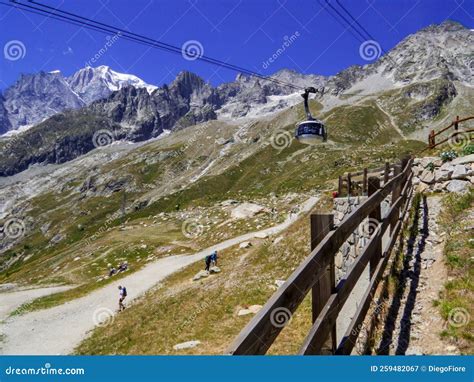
[93,65,158,94]
[1,123,35,137]
[67,65,157,104]
[0,20,472,138]
[217,92,302,121]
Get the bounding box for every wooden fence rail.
[337,162,394,197]
[227,156,413,355]
[425,115,474,152]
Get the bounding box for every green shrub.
[461,143,474,156]
[426,162,435,172]
[440,150,457,162]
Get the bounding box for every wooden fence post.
[368,177,382,278]
[311,213,336,353]
[428,130,435,148]
[400,156,410,174]
[384,162,390,185]
[338,176,343,196]
[454,116,460,145]
[347,173,352,196]
[363,168,368,195]
[390,165,402,233]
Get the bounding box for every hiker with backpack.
[210,250,218,267]
[204,251,219,272]
[118,285,127,312]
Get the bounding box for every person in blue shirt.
[210,251,218,267]
[118,285,127,312]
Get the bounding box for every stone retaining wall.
[413,153,474,193]
[332,194,390,345]
[333,196,390,283]
[333,196,367,283]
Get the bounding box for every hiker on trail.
[204,255,212,272]
[109,266,116,277]
[118,261,128,273]
[118,285,127,312]
[210,250,218,267]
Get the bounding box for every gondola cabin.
[294,86,327,145]
[295,119,326,144]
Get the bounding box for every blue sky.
[0,0,472,89]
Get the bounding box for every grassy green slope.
[0,100,424,314]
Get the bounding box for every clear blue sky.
[0,0,472,89]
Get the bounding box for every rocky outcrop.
[88,86,163,140]
[0,66,158,133]
[1,21,472,176]
[2,71,85,130]
[0,94,11,135]
[412,155,474,193]
[192,270,209,281]
[1,20,471,136]
[0,74,221,176]
[173,340,201,350]
[0,112,116,176]
[230,203,267,219]
[381,20,472,85]
[237,305,262,316]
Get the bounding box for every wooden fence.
[337,162,393,197]
[424,115,474,152]
[227,156,414,355]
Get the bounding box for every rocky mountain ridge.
[0,65,157,134]
[2,20,471,135]
[0,20,472,176]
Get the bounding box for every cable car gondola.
[295,87,327,145]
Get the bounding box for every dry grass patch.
[75,197,334,355]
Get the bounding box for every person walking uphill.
[118,285,127,312]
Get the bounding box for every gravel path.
[0,286,72,321]
[0,196,318,355]
[377,195,448,355]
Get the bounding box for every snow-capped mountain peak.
[0,21,471,136]
[67,65,157,103]
[93,65,157,94]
